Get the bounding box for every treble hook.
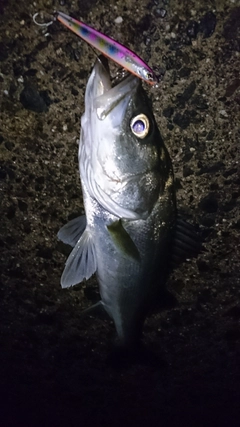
[32,12,54,28]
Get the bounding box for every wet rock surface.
[0,1,239,426]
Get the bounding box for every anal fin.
[171,216,203,267]
[81,300,106,317]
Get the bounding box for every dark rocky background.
[0,0,239,426]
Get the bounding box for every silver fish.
[58,56,198,347]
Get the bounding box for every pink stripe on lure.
[56,11,158,85]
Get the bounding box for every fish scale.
[58,56,201,348]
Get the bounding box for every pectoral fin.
[107,219,140,261]
[60,228,97,288]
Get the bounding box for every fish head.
[80,56,173,220]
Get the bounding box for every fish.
[56,11,158,85]
[58,56,201,348]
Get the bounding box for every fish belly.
[93,207,174,345]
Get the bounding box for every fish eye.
[130,114,150,139]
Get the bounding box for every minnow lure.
[56,11,158,85]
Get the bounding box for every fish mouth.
[90,55,140,122]
[99,55,130,88]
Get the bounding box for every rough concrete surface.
[0,0,239,426]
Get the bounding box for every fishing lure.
[56,11,158,85]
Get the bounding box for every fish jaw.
[84,56,140,124]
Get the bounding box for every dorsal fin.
[171,216,203,267]
[60,228,97,288]
[58,215,86,247]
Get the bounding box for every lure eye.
[142,68,155,83]
[146,72,154,82]
[130,114,150,139]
